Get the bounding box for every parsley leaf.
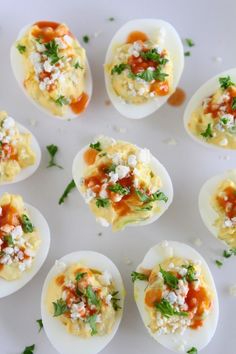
[232,97,236,110]
[135,68,168,82]
[54,95,69,106]
[21,214,34,233]
[89,141,102,151]
[187,347,198,354]
[140,49,168,65]
[46,144,63,169]
[135,189,168,203]
[184,51,191,57]
[17,44,26,54]
[111,63,129,75]
[160,267,179,289]
[131,271,148,282]
[182,264,197,282]
[75,272,87,281]
[108,183,130,195]
[215,260,223,268]
[151,191,168,203]
[111,291,121,311]
[104,164,116,174]
[86,314,97,335]
[73,61,83,69]
[135,189,150,202]
[136,204,153,211]
[86,285,100,307]
[59,179,76,205]
[155,299,188,318]
[185,38,195,47]
[44,39,61,64]
[83,35,90,43]
[52,298,68,316]
[96,198,110,208]
[200,123,213,138]
[36,319,43,332]
[21,344,35,354]
[219,76,235,89]
[3,234,14,246]
[223,248,236,258]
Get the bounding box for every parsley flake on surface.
[187,348,198,354]
[73,61,83,69]
[83,35,90,43]
[17,44,26,54]
[155,298,188,318]
[46,144,63,169]
[36,319,43,332]
[86,314,97,335]
[44,39,61,64]
[223,248,236,258]
[185,38,195,47]
[59,179,76,205]
[52,298,68,316]
[111,291,121,311]
[96,198,110,208]
[131,271,149,282]
[200,123,213,138]
[86,285,100,307]
[215,260,223,268]
[75,272,87,281]
[232,97,236,110]
[160,267,179,289]
[54,95,69,106]
[21,344,35,354]
[219,76,235,89]
[108,183,130,195]
[89,141,102,151]
[184,51,191,56]
[111,63,129,75]
[21,214,34,233]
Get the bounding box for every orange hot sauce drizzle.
[216,186,236,219]
[167,87,186,106]
[204,86,236,119]
[70,93,89,115]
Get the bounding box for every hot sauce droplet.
[83,148,98,165]
[167,87,186,106]
[70,92,89,115]
[126,31,148,44]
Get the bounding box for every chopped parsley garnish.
[59,179,76,205]
[135,68,168,82]
[108,183,130,195]
[182,264,197,282]
[140,48,168,66]
[131,271,149,282]
[135,189,168,203]
[219,76,235,89]
[135,189,150,202]
[36,319,43,332]
[89,141,102,151]
[151,191,168,202]
[232,97,236,110]
[17,44,26,54]
[223,248,236,258]
[46,144,63,169]
[21,214,34,233]
[220,116,229,125]
[187,348,198,354]
[73,61,83,69]
[96,198,110,208]
[21,344,35,354]
[184,51,191,56]
[200,123,213,138]
[160,267,179,289]
[111,291,121,311]
[3,234,14,246]
[155,299,188,318]
[111,63,129,75]
[52,298,68,316]
[44,39,61,64]
[104,164,116,173]
[86,314,97,335]
[86,285,100,307]
[83,35,90,43]
[136,204,153,211]
[75,272,87,281]
[215,260,223,268]
[54,95,69,106]
[185,38,195,47]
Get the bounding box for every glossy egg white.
[104,19,184,119]
[1,121,41,185]
[184,67,236,150]
[0,202,50,298]
[134,241,219,353]
[199,169,236,242]
[10,23,93,120]
[41,251,125,354]
[72,137,173,229]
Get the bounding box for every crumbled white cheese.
[115,165,130,179]
[127,154,137,168]
[99,184,108,199]
[63,34,73,45]
[165,291,177,304]
[101,270,112,285]
[3,116,15,130]
[224,218,233,228]
[3,247,14,255]
[11,225,23,239]
[43,60,54,73]
[109,172,119,184]
[96,217,109,227]
[55,37,67,49]
[219,138,228,146]
[137,148,151,163]
[84,188,96,204]
[105,294,112,305]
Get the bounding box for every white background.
[0,0,236,353]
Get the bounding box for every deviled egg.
[41,251,124,354]
[0,111,40,184]
[133,241,219,353]
[11,21,92,119]
[72,136,173,231]
[199,169,236,248]
[0,193,50,298]
[104,19,184,119]
[184,68,236,149]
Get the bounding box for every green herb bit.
[223,248,236,258]
[140,49,168,65]
[131,271,149,282]
[86,314,97,335]
[44,39,61,64]
[73,61,83,69]
[215,260,223,268]
[3,234,14,246]
[184,51,191,56]
[96,198,110,208]
[183,264,197,282]
[89,141,102,151]
[17,44,26,54]
[21,214,34,233]
[151,191,168,203]
[135,68,168,82]
[220,116,229,125]
[185,38,195,47]
[21,344,35,354]
[59,179,76,205]
[55,95,69,106]
[187,347,198,354]
[155,298,188,318]
[219,76,235,89]
[108,17,115,21]
[105,164,116,174]
[160,267,179,289]
[86,285,100,307]
[111,291,121,311]
[200,123,213,138]
[52,298,68,316]
[108,183,130,195]
[83,35,90,43]
[111,63,129,75]
[232,97,236,110]
[135,189,168,203]
[46,144,63,169]
[36,319,43,332]
[136,204,153,211]
[75,272,87,281]
[135,189,150,203]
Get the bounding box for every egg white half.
[104,18,184,119]
[41,251,125,354]
[0,202,50,298]
[134,241,219,352]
